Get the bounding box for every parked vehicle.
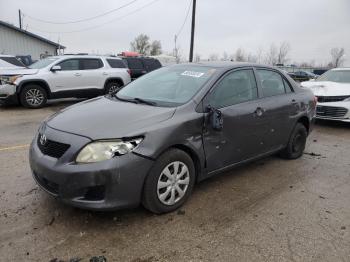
[288,70,317,82]
[0,55,26,70]
[121,56,162,80]
[301,68,350,122]
[29,62,316,213]
[16,55,34,66]
[0,55,131,108]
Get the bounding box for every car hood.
[46,96,176,140]
[0,68,38,76]
[301,81,350,96]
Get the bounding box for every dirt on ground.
[0,101,349,262]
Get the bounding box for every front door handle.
[102,72,108,76]
[254,107,264,117]
[74,73,82,76]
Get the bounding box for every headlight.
[9,75,22,84]
[76,138,143,163]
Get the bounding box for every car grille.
[316,106,348,118]
[37,136,70,158]
[316,95,350,103]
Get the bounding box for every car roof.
[178,61,275,70]
[0,55,16,58]
[331,67,350,71]
[49,55,122,60]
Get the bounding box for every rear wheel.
[280,123,307,159]
[105,82,122,95]
[142,149,195,214]
[19,85,47,108]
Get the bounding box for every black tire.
[142,149,196,214]
[19,85,47,109]
[280,123,308,159]
[105,82,122,95]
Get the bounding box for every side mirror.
[51,65,61,72]
[207,105,223,131]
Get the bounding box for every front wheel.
[142,149,195,214]
[280,123,307,159]
[19,85,47,108]
[105,82,122,95]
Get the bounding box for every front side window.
[58,59,80,71]
[117,65,216,107]
[257,69,286,97]
[29,57,58,69]
[80,59,103,70]
[209,69,258,108]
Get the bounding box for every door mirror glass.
[207,105,223,131]
[51,65,61,72]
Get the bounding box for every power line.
[23,0,139,24]
[27,0,162,34]
[176,0,192,38]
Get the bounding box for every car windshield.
[317,70,350,83]
[117,65,217,107]
[29,58,59,69]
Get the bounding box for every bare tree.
[235,48,246,62]
[265,44,278,65]
[247,53,257,63]
[194,53,201,62]
[221,51,229,61]
[209,53,219,61]
[330,47,345,68]
[150,40,162,56]
[277,42,291,65]
[130,34,151,55]
[255,47,264,64]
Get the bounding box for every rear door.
[254,68,296,150]
[203,68,270,173]
[78,58,105,90]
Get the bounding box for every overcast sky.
[0,0,349,65]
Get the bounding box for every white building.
[0,20,65,61]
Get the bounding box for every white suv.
[0,55,131,108]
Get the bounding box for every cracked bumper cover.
[29,126,154,211]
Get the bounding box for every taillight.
[127,69,131,76]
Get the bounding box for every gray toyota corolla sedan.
[29,62,316,214]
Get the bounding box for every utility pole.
[18,9,22,29]
[189,0,196,62]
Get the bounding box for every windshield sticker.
[181,71,205,78]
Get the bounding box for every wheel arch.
[296,115,310,134]
[104,77,125,90]
[17,80,51,98]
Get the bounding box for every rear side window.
[107,59,127,68]
[125,58,144,69]
[142,59,162,71]
[80,59,103,70]
[257,70,286,97]
[58,59,80,71]
[209,69,258,108]
[0,57,24,67]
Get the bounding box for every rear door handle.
[254,107,264,117]
[74,73,82,76]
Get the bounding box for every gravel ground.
[0,100,349,262]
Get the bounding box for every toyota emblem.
[40,134,47,146]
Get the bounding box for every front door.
[202,68,271,173]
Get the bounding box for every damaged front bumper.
[29,125,155,211]
[0,83,18,105]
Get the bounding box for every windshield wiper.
[114,94,156,106]
[133,98,157,106]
